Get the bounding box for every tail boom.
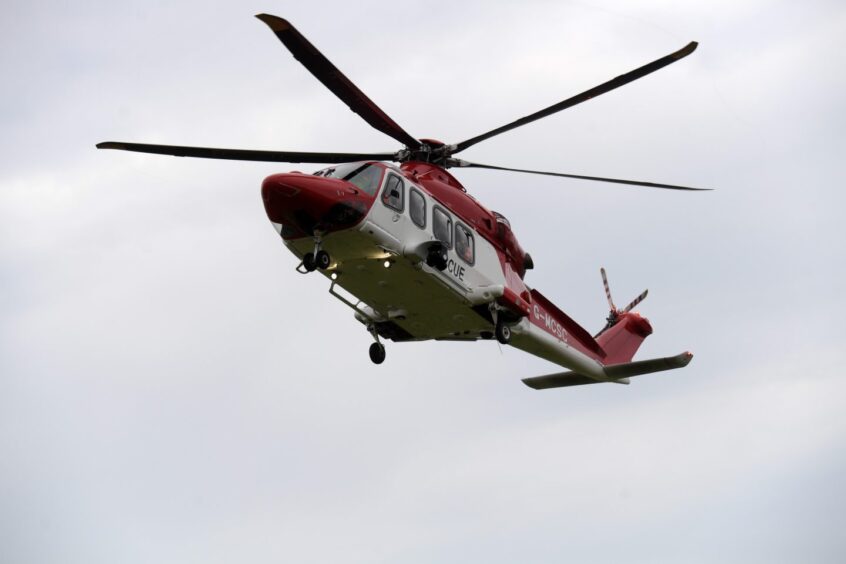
[508,278,691,389]
[511,289,655,372]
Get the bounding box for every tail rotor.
[597,268,648,336]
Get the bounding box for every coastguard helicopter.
[97,14,708,390]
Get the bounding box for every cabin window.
[409,189,426,228]
[455,223,475,265]
[382,174,404,212]
[433,206,452,247]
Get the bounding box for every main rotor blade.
[450,160,711,191]
[452,42,698,154]
[256,14,421,150]
[96,142,398,164]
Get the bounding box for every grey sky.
[2,1,845,562]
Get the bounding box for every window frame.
[409,188,427,229]
[381,173,405,213]
[454,222,475,266]
[432,205,453,249]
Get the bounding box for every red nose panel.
[261,172,375,239]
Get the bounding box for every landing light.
[330,272,339,280]
[383,260,392,269]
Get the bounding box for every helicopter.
[97,14,707,390]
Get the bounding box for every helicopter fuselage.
[262,159,648,380]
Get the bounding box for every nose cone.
[261,172,373,239]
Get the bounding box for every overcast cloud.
[2,1,845,563]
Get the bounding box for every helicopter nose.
[261,172,371,237]
[261,173,325,234]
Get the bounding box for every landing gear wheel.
[315,250,331,270]
[369,342,386,364]
[495,322,511,345]
[302,252,317,272]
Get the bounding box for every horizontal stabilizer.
[522,372,630,389]
[522,351,693,390]
[604,351,693,379]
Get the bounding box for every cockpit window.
[313,162,384,196]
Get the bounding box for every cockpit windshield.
[313,162,384,196]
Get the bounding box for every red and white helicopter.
[98,14,708,390]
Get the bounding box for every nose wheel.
[302,252,317,272]
[300,234,331,272]
[315,250,331,270]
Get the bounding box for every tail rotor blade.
[601,267,616,311]
[623,289,649,313]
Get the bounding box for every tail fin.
[595,268,652,364]
[595,311,652,364]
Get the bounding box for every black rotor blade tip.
[673,41,698,59]
[255,14,290,32]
